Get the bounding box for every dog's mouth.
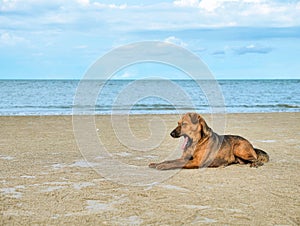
[181,135,193,150]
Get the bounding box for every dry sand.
[0,113,299,225]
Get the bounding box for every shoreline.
[0,111,299,116]
[1,112,299,225]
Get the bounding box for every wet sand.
[0,113,299,225]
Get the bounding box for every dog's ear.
[199,116,211,138]
[189,113,200,124]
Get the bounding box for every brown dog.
[149,113,269,170]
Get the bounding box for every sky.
[0,0,300,80]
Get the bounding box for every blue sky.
[0,0,300,79]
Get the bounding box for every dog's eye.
[182,122,187,127]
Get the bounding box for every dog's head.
[170,113,212,150]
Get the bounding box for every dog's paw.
[149,163,170,170]
[250,161,264,168]
[148,163,158,168]
[155,163,171,170]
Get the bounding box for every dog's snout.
[170,130,176,138]
[170,127,180,138]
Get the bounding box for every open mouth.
[181,135,193,150]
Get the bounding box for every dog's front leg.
[149,159,188,170]
[182,159,201,169]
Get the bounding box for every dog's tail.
[254,148,269,163]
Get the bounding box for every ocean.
[0,79,299,115]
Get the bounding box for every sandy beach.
[0,113,299,225]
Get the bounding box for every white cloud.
[74,45,88,49]
[198,0,218,12]
[93,2,128,9]
[114,70,138,79]
[212,43,273,56]
[231,44,273,55]
[0,0,299,36]
[118,72,132,78]
[0,0,61,12]
[172,0,300,27]
[77,0,90,7]
[164,36,187,47]
[174,0,240,11]
[0,0,18,11]
[174,0,200,7]
[0,32,27,46]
